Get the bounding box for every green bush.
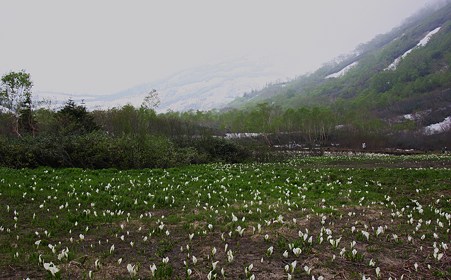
[0,133,168,169]
[0,132,253,169]
[175,136,251,164]
[0,136,39,168]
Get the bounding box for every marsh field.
[0,154,450,279]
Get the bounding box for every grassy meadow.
[0,154,450,279]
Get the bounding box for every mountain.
[35,58,289,112]
[116,59,291,112]
[226,3,451,136]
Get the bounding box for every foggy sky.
[0,0,444,96]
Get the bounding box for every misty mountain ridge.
[227,2,451,135]
[35,58,293,112]
[35,0,451,132]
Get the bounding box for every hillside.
[35,58,287,112]
[226,3,451,136]
[4,2,450,153]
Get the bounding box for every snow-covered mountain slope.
[35,58,287,112]
[385,26,442,70]
[325,61,359,79]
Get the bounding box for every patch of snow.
[225,133,261,139]
[417,27,441,47]
[403,114,415,120]
[423,116,451,135]
[390,109,433,124]
[385,49,414,70]
[326,62,359,79]
[385,27,441,71]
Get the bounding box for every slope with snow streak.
[423,116,451,135]
[325,61,359,79]
[417,27,442,47]
[385,27,442,71]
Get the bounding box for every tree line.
[0,71,252,169]
[1,70,449,169]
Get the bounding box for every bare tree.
[141,89,160,111]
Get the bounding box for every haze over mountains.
[33,0,451,120]
[226,2,451,135]
[36,57,290,112]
